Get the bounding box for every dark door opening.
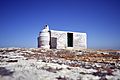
[50,37,57,49]
[67,33,73,47]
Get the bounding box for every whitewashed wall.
[50,30,67,49]
[73,32,87,49]
[50,30,87,49]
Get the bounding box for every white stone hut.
[38,25,87,49]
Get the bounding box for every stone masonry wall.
[50,30,87,49]
[50,30,67,49]
[73,32,87,49]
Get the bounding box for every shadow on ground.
[0,67,14,76]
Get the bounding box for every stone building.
[38,25,87,49]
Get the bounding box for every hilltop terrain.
[0,48,120,80]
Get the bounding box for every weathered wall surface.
[73,32,87,49]
[50,30,67,49]
[50,30,87,49]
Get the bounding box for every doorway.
[50,37,57,49]
[67,33,73,47]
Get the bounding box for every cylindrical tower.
[38,25,50,49]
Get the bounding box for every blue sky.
[0,0,120,49]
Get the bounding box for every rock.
[6,59,18,62]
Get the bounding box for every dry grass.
[20,49,120,64]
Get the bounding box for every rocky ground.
[0,48,120,80]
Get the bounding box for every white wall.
[50,30,67,49]
[73,32,87,49]
[50,30,87,49]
